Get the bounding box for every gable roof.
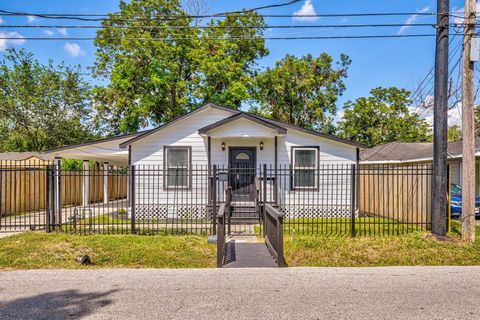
[360,139,480,163]
[119,103,364,149]
[250,113,364,148]
[119,103,235,148]
[198,113,287,135]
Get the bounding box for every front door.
[229,147,256,202]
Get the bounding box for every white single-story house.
[47,103,363,220]
[360,140,480,194]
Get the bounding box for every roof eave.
[119,103,239,148]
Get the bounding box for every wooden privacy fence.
[0,168,127,216]
[358,164,433,226]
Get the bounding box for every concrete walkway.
[1,267,480,320]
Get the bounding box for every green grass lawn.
[284,217,429,236]
[284,221,480,267]
[0,232,216,270]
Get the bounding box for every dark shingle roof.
[0,152,53,161]
[360,138,480,163]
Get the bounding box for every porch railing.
[216,203,227,268]
[264,204,285,267]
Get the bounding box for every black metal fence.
[0,161,434,237]
[260,164,433,236]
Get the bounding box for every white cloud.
[397,6,430,35]
[334,108,345,124]
[293,0,319,22]
[451,1,480,24]
[0,31,26,51]
[57,28,68,36]
[412,95,462,127]
[44,28,68,36]
[63,42,86,57]
[27,15,38,24]
[0,17,4,25]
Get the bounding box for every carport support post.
[103,162,109,204]
[82,160,89,207]
[54,157,62,227]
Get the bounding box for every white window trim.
[292,147,318,189]
[164,146,191,189]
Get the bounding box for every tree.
[448,125,462,141]
[250,53,351,132]
[338,87,431,147]
[0,49,93,152]
[192,13,268,109]
[92,0,268,134]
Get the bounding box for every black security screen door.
[229,147,256,201]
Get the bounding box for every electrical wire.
[0,23,440,30]
[0,34,450,41]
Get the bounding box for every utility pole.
[432,0,449,236]
[461,0,476,243]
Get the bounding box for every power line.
[0,0,303,21]
[0,23,440,30]
[0,9,440,23]
[0,34,451,41]
[410,33,464,113]
[415,44,464,119]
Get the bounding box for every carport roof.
[45,131,151,165]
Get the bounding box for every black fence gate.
[0,161,56,232]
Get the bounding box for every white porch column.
[103,162,109,204]
[82,160,89,207]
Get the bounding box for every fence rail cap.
[265,204,284,219]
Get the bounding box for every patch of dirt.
[424,234,462,243]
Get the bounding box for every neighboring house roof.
[0,152,53,161]
[120,103,364,148]
[198,113,287,135]
[360,138,480,163]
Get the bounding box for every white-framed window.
[164,146,191,188]
[292,147,318,189]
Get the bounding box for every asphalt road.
[1,267,479,320]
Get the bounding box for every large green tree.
[92,0,268,134]
[0,49,93,152]
[338,87,431,147]
[250,53,351,132]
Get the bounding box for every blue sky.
[0,0,470,124]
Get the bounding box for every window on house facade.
[292,147,318,189]
[164,146,191,188]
